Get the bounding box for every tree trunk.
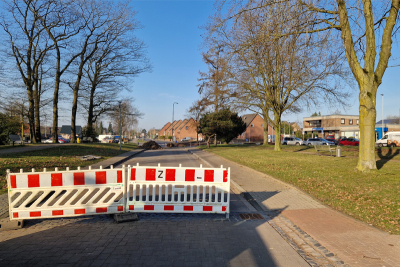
[33,72,41,143]
[274,112,282,152]
[27,88,36,143]
[357,84,378,171]
[263,113,269,145]
[214,134,217,146]
[52,74,60,143]
[71,86,79,143]
[207,137,211,148]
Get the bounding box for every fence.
[7,164,230,220]
[127,164,230,216]
[7,166,126,220]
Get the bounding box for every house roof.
[241,114,257,127]
[376,119,400,125]
[179,118,196,131]
[60,125,82,134]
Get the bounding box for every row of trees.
[191,0,399,172]
[0,0,150,143]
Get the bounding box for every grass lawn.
[0,143,138,195]
[202,144,400,234]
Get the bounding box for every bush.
[0,113,21,145]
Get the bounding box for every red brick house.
[159,122,171,136]
[237,114,275,142]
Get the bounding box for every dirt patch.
[141,141,163,150]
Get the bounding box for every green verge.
[202,144,400,234]
[0,143,138,195]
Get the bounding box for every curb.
[188,148,348,267]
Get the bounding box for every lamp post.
[172,102,178,142]
[381,94,384,138]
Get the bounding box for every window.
[349,119,353,125]
[251,124,254,127]
[341,118,345,124]
[356,119,359,125]
[186,126,188,130]
[244,116,247,120]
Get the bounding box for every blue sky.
[51,0,399,130]
[123,0,400,130]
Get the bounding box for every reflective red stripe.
[146,169,156,181]
[75,209,85,214]
[185,169,195,182]
[129,205,134,210]
[30,211,41,217]
[96,207,107,213]
[222,206,227,212]
[52,210,63,216]
[28,174,40,187]
[51,173,63,186]
[10,175,16,188]
[131,168,136,180]
[223,170,228,182]
[118,206,123,211]
[117,171,122,183]
[166,169,176,181]
[184,206,193,211]
[203,206,213,211]
[74,173,85,185]
[96,171,107,184]
[144,205,154,210]
[204,170,214,182]
[164,205,174,211]
[13,212,18,218]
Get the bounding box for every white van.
[376,132,400,147]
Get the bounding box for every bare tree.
[295,0,400,171]
[32,0,89,143]
[1,0,53,143]
[78,16,151,138]
[207,1,350,150]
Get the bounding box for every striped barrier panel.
[7,166,126,221]
[126,163,230,218]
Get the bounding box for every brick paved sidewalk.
[190,148,400,267]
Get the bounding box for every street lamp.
[172,102,178,142]
[381,94,384,138]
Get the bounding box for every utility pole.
[119,102,122,151]
[172,102,178,142]
[381,94,384,138]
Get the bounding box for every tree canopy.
[198,109,246,147]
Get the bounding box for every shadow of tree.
[376,147,400,169]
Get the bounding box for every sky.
[3,0,399,130]
[122,0,400,130]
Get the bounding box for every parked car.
[376,132,400,147]
[43,137,65,143]
[58,136,70,143]
[338,138,359,146]
[325,135,337,145]
[180,137,191,142]
[306,138,334,146]
[281,137,304,145]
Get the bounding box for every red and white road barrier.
[7,165,126,220]
[127,163,230,218]
[7,163,231,220]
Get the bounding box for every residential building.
[159,122,171,136]
[158,118,203,141]
[59,125,82,139]
[375,119,400,139]
[237,114,275,142]
[303,115,360,139]
[177,118,202,140]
